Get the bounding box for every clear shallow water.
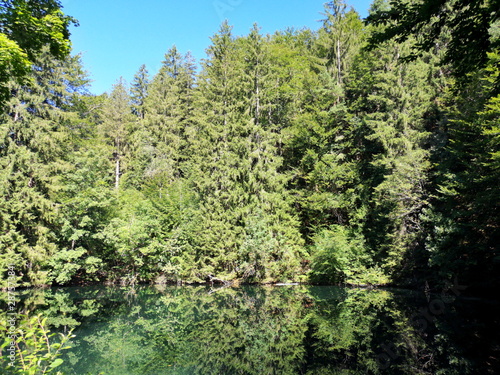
[2,284,499,374]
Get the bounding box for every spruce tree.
[142,46,196,187]
[317,0,363,87]
[239,24,305,282]
[136,46,199,282]
[187,23,305,282]
[348,31,437,281]
[187,22,248,279]
[425,51,500,288]
[130,64,149,120]
[0,48,90,286]
[99,78,135,191]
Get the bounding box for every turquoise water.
[2,284,499,374]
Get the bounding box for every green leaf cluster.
[0,314,73,374]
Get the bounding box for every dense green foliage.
[0,0,499,291]
[0,0,75,103]
[366,0,500,90]
[0,313,73,374]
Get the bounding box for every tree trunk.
[115,157,120,190]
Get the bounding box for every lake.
[2,284,499,374]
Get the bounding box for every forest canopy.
[0,0,498,292]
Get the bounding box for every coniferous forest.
[1,0,499,292]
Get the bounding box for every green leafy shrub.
[309,225,389,285]
[0,314,74,374]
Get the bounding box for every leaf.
[49,358,64,368]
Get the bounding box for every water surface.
[2,285,499,374]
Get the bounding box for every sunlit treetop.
[0,0,77,102]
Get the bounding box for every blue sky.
[60,0,373,95]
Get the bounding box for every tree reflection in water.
[1,285,498,374]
